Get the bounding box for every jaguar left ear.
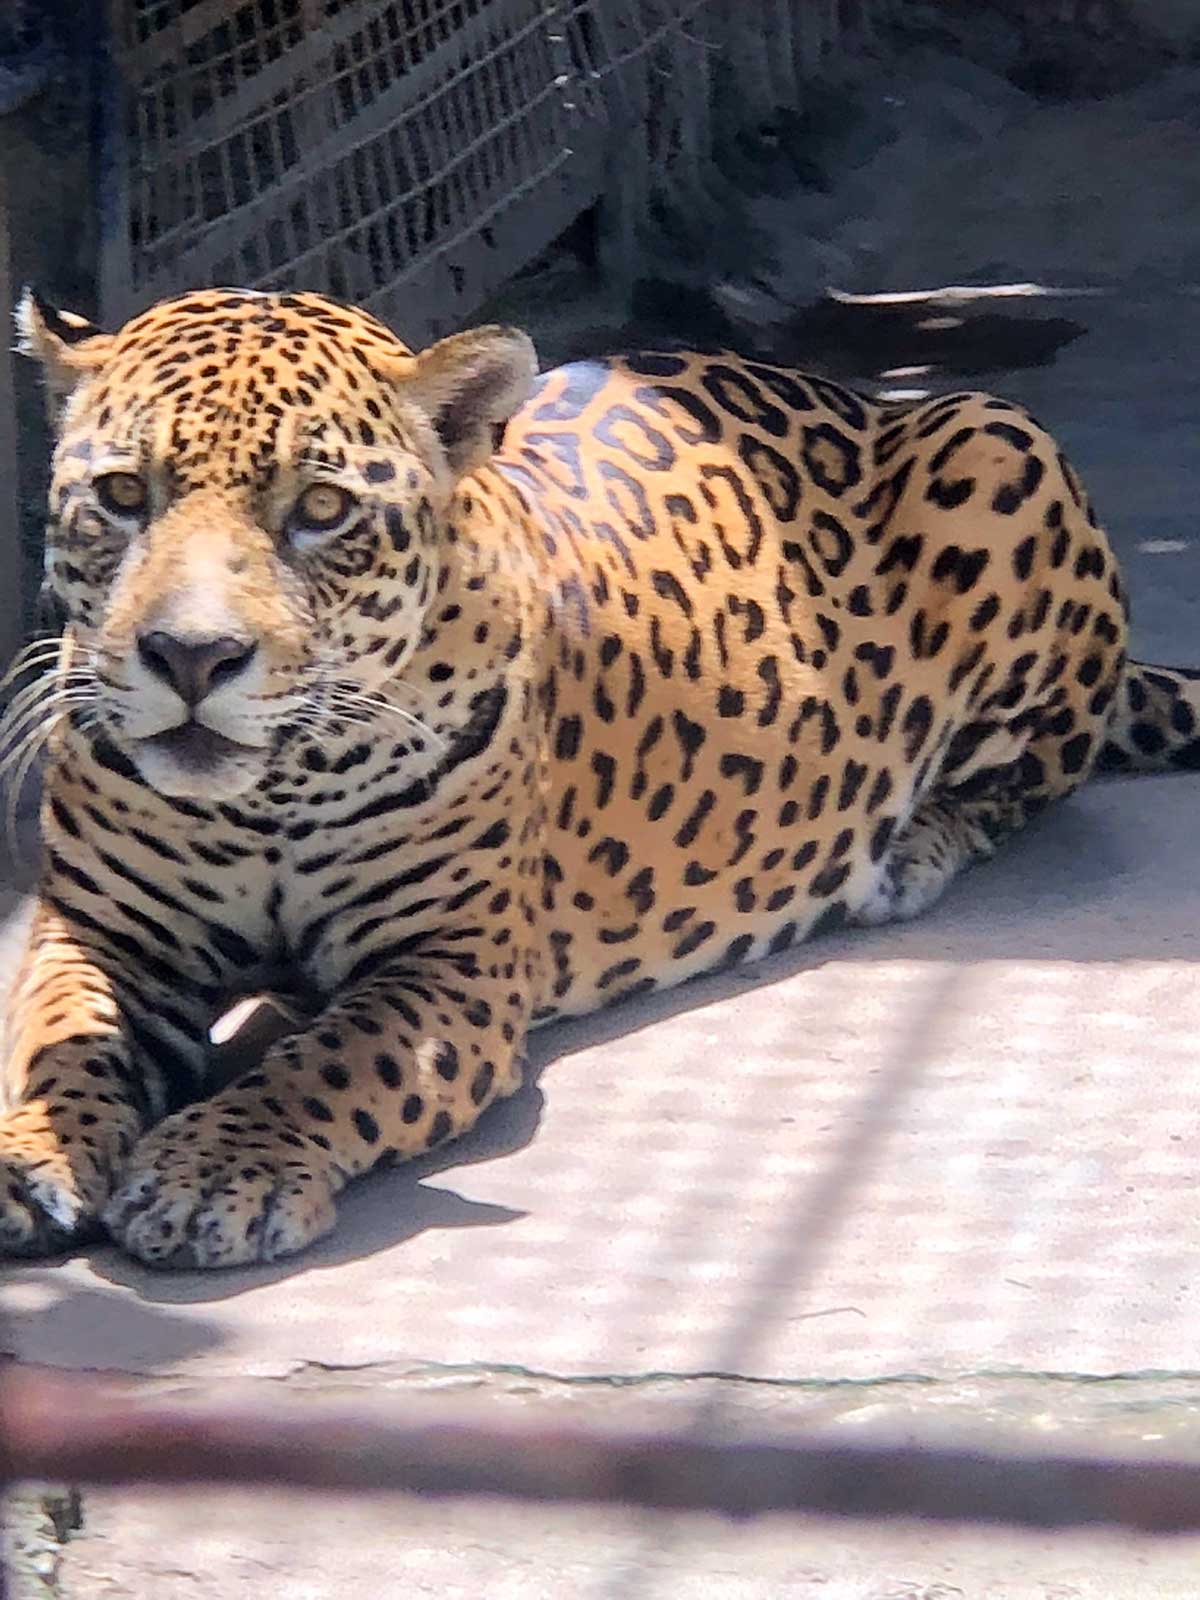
[399,325,538,479]
[14,288,113,415]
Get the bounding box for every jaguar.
[0,285,1194,1268]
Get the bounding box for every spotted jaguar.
[0,285,1193,1268]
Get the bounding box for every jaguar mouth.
[140,722,255,773]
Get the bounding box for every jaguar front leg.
[0,904,203,1255]
[104,945,536,1268]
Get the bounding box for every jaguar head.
[16,287,536,799]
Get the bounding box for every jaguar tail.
[1098,660,1200,773]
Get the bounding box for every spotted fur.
[0,287,1194,1267]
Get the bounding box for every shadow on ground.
[28,757,1197,1308]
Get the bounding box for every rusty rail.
[0,1364,1197,1534]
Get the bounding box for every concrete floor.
[10,135,1200,1597]
[1,292,1199,1597]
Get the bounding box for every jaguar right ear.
[15,288,113,421]
[389,324,539,480]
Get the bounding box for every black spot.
[926,477,975,511]
[702,363,789,435]
[675,790,716,848]
[719,752,764,796]
[902,695,934,760]
[375,1053,403,1088]
[353,1109,380,1143]
[809,862,852,897]
[875,533,923,577]
[635,381,722,445]
[807,774,830,820]
[589,836,630,876]
[671,710,707,778]
[1060,732,1093,774]
[738,434,802,520]
[597,957,643,989]
[808,511,854,577]
[854,641,895,680]
[424,1040,458,1083]
[554,715,583,760]
[837,759,867,811]
[869,816,895,862]
[683,860,717,886]
[595,403,676,470]
[1130,721,1166,757]
[1076,654,1103,688]
[719,934,755,969]
[474,818,511,851]
[461,997,491,1029]
[626,865,656,913]
[383,507,410,551]
[672,919,717,959]
[648,784,674,821]
[651,568,694,618]
[931,544,990,595]
[801,424,862,496]
[876,686,901,744]
[992,453,1045,515]
[427,1111,453,1145]
[816,614,840,652]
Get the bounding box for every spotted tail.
[1097,661,1200,773]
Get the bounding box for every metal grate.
[100,1,890,345]
[102,0,596,342]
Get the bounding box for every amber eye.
[94,471,147,518]
[289,483,357,536]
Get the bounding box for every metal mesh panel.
[104,0,604,343]
[101,2,887,344]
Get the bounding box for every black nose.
[137,630,257,705]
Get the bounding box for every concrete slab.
[39,1371,1200,1597]
[7,299,1200,1390]
[11,78,1200,1598]
[4,762,1200,1384]
[47,1485,1200,1600]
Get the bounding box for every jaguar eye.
[95,471,147,517]
[290,483,356,535]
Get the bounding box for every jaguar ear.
[401,325,538,479]
[15,288,113,417]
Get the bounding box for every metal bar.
[98,0,135,324]
[1,1364,1199,1534]
[0,123,26,670]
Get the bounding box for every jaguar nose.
[136,630,257,706]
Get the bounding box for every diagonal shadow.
[589,965,973,1600]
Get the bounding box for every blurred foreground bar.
[0,1364,1195,1534]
